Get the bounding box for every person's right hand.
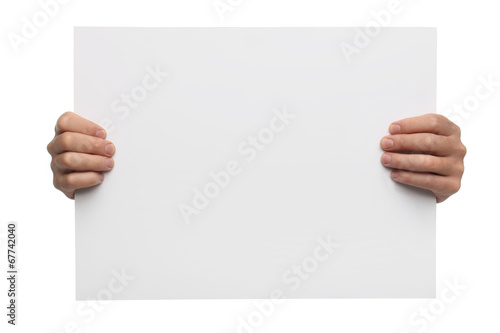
[47,112,115,199]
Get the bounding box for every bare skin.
[380,113,466,203]
[48,112,466,202]
[47,112,115,199]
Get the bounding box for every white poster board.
[75,27,436,299]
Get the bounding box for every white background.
[0,0,498,332]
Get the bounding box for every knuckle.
[46,141,53,154]
[422,135,436,151]
[420,174,433,187]
[434,114,447,122]
[62,174,77,189]
[61,153,74,167]
[396,136,405,149]
[428,114,440,131]
[57,174,74,193]
[50,160,57,172]
[81,137,94,153]
[422,155,436,170]
[91,138,103,153]
[398,170,410,182]
[404,158,415,171]
[57,152,76,168]
[58,132,73,149]
[406,155,421,171]
[449,179,461,194]
[57,112,73,130]
[458,143,467,157]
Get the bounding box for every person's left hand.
[380,113,466,203]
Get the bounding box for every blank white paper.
[75,27,436,299]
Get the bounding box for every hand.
[47,112,115,199]
[380,113,466,203]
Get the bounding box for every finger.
[49,132,115,156]
[54,152,114,172]
[390,169,460,199]
[380,133,452,156]
[381,152,450,175]
[389,113,459,136]
[55,111,106,138]
[57,172,105,199]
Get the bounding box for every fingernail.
[389,124,401,134]
[382,154,391,165]
[106,158,114,169]
[98,173,105,181]
[105,143,115,156]
[96,129,106,139]
[381,138,393,149]
[391,170,399,179]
